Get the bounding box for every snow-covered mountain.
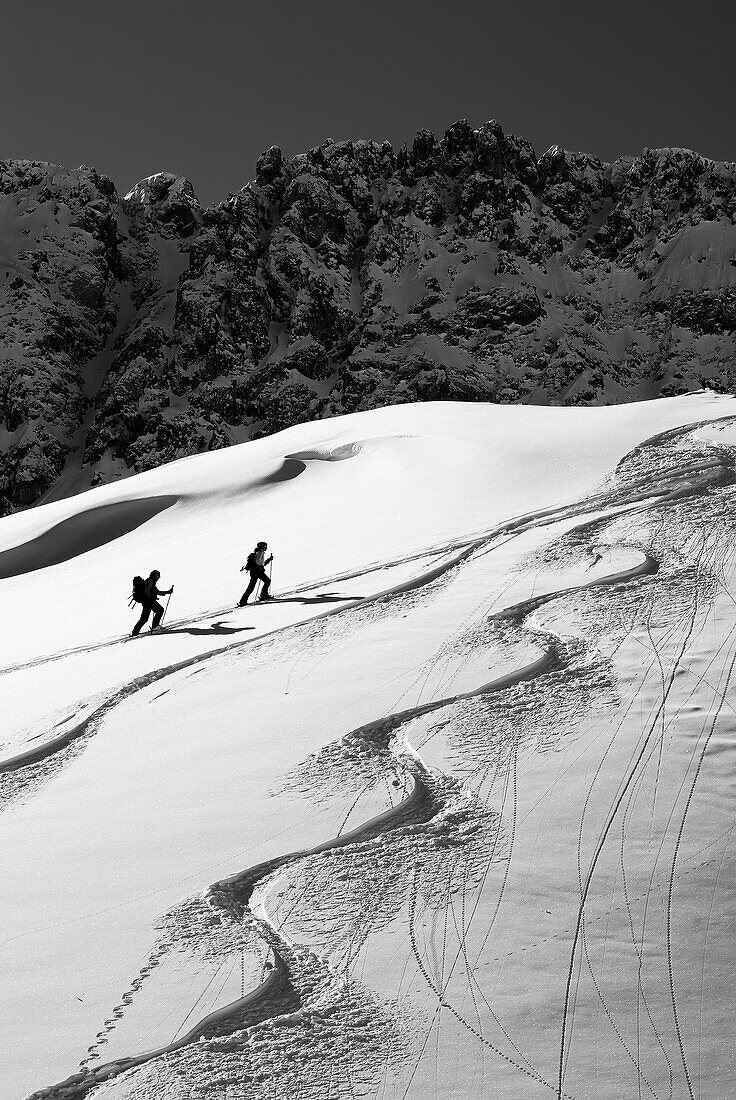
[2,122,736,513]
[3,392,736,1098]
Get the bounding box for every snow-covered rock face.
[0,162,121,508]
[2,122,736,513]
[123,172,202,238]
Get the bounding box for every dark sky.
[2,0,733,207]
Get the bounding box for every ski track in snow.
[10,416,736,1100]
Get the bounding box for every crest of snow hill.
[1,120,736,512]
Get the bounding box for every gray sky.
[2,0,733,206]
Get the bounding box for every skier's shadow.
[271,592,364,605]
[166,621,254,636]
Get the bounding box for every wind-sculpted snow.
[0,497,177,579]
[263,443,360,484]
[5,399,736,1100]
[287,443,362,463]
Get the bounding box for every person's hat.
[257,541,267,548]
[151,569,160,578]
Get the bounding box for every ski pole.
[160,587,174,627]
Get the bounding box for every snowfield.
[2,393,736,1100]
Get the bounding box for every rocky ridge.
[1,121,735,511]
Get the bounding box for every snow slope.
[2,392,736,1099]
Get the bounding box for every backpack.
[131,575,147,603]
[246,552,257,571]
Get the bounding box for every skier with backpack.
[130,570,174,635]
[238,541,273,605]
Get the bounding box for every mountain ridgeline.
[1,119,735,512]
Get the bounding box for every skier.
[238,541,273,605]
[131,570,174,635]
